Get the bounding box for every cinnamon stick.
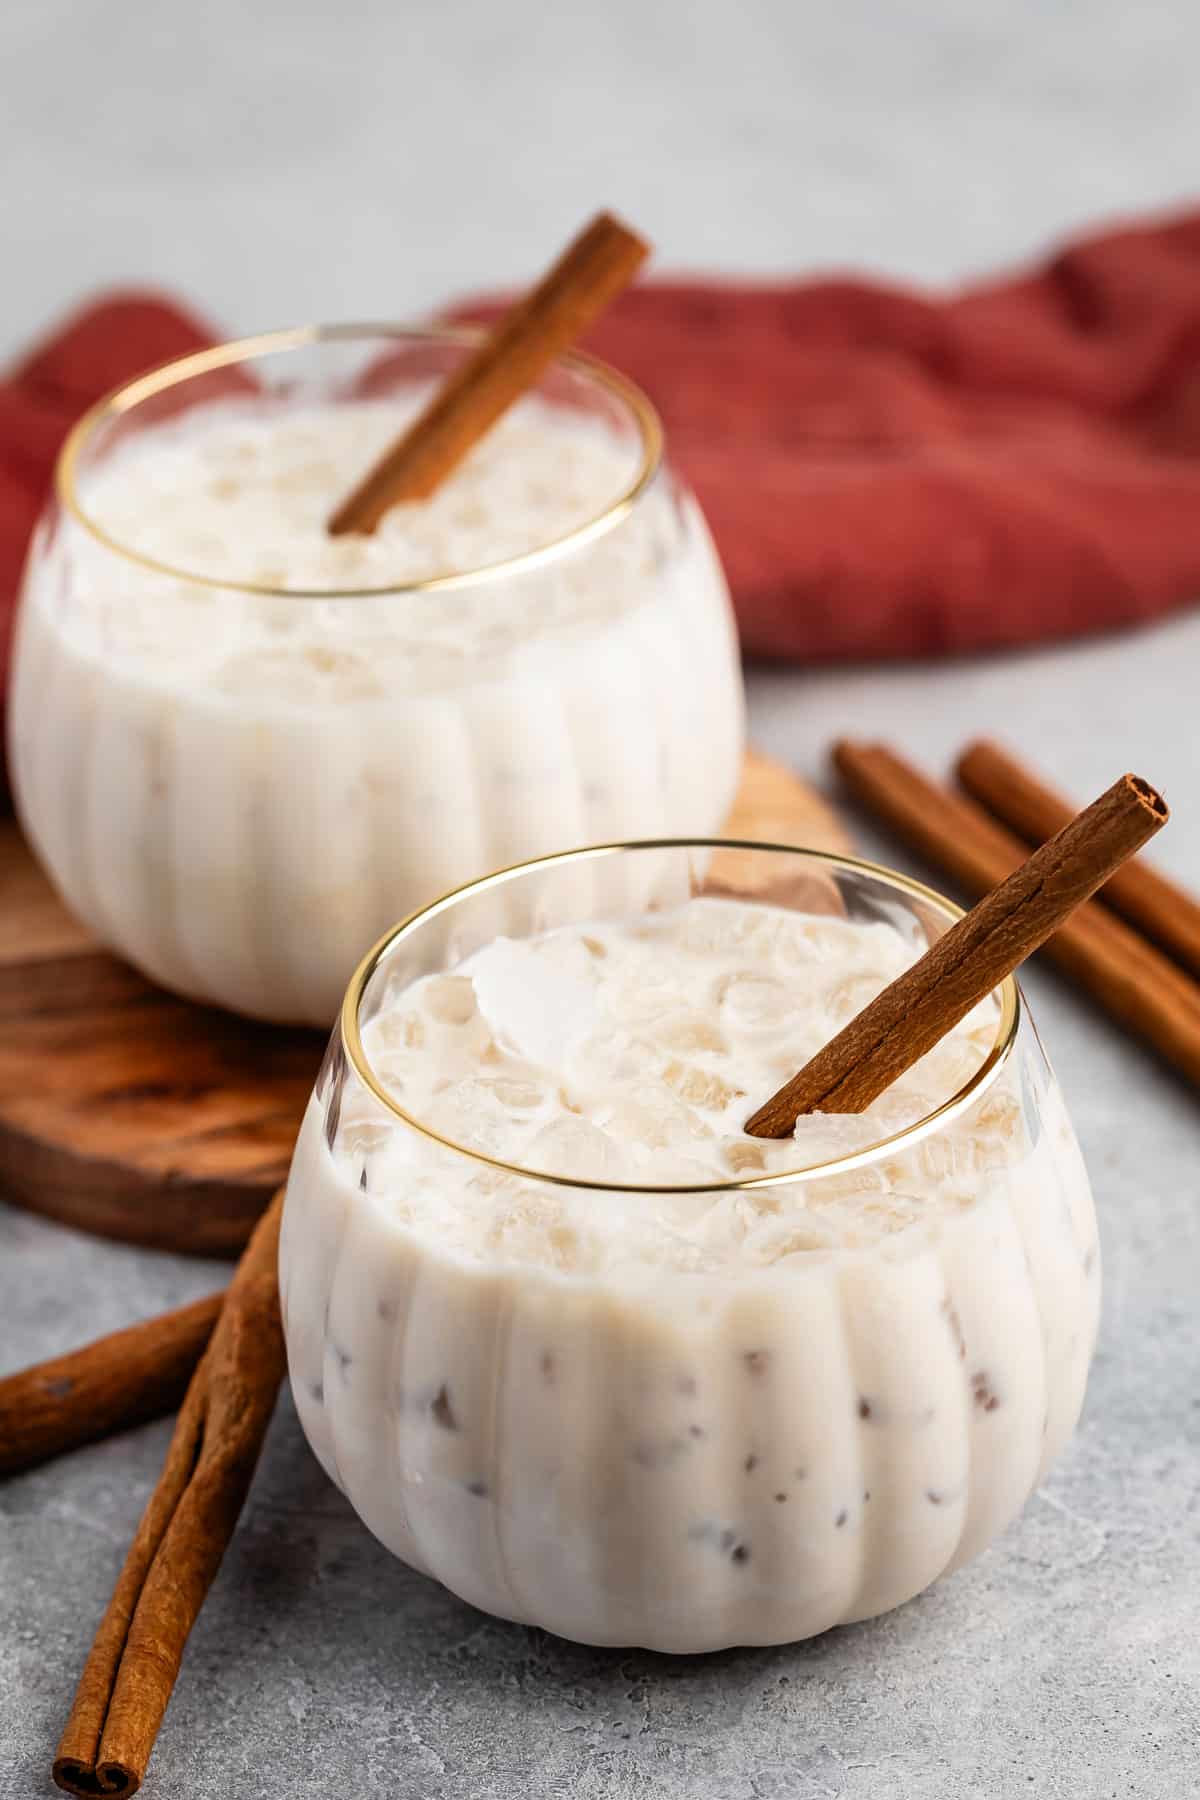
[0,1293,221,1479]
[822,740,1200,1091]
[958,738,1200,980]
[745,753,1168,1136]
[53,1190,286,1800]
[328,210,650,534]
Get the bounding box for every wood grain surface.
[0,752,850,1256]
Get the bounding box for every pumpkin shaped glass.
[8,327,743,1025]
[279,841,1099,1652]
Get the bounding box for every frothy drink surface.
[347,899,1006,1269]
[69,396,652,689]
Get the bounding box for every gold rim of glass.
[55,322,665,598]
[339,840,1021,1195]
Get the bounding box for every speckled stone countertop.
[2,1,1199,1793]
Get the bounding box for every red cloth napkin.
[4,209,1200,711]
[462,206,1200,659]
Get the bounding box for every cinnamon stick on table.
[328,209,650,534]
[53,1190,286,1800]
[957,738,1200,980]
[745,755,1168,1137]
[823,740,1200,1092]
[0,1292,222,1479]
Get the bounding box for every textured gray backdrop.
[2,2,1198,1795]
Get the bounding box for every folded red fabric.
[3,209,1199,721]
[460,206,1200,659]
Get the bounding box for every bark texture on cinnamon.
[957,738,1200,980]
[328,210,650,534]
[820,741,1200,1094]
[745,748,1168,1137]
[0,1293,221,1479]
[53,1190,286,1800]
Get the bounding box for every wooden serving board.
[0,751,850,1258]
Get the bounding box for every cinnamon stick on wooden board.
[328,210,650,534]
[0,1292,221,1479]
[745,752,1169,1137]
[957,738,1200,980]
[823,740,1200,1091]
[53,1190,286,1800]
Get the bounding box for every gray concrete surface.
[2,1,1199,1796]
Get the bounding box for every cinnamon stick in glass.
[328,210,649,534]
[0,1292,222,1479]
[957,737,1200,980]
[745,754,1168,1137]
[53,1190,286,1800]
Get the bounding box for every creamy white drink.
[281,890,1099,1653]
[9,343,743,1025]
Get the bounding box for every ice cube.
[642,1152,723,1193]
[602,1087,712,1151]
[975,1089,1022,1140]
[424,1080,513,1157]
[423,975,478,1026]
[762,1031,827,1089]
[722,1138,769,1176]
[479,1074,546,1112]
[772,917,849,962]
[339,1116,394,1159]
[790,1109,882,1166]
[372,1010,425,1052]
[567,1029,666,1087]
[742,1211,839,1261]
[886,1132,967,1187]
[467,1164,525,1201]
[525,1116,627,1183]
[803,917,909,971]
[640,1184,724,1242]
[968,1088,1025,1171]
[720,973,794,1032]
[415,976,491,1059]
[337,1083,396,1157]
[961,994,1002,1042]
[467,937,597,1066]
[906,1033,986,1103]
[368,1053,409,1101]
[654,1012,726,1054]
[817,1189,931,1246]
[809,1165,890,1202]
[606,967,694,1026]
[663,1060,745,1113]
[822,972,884,1025]
[674,899,765,957]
